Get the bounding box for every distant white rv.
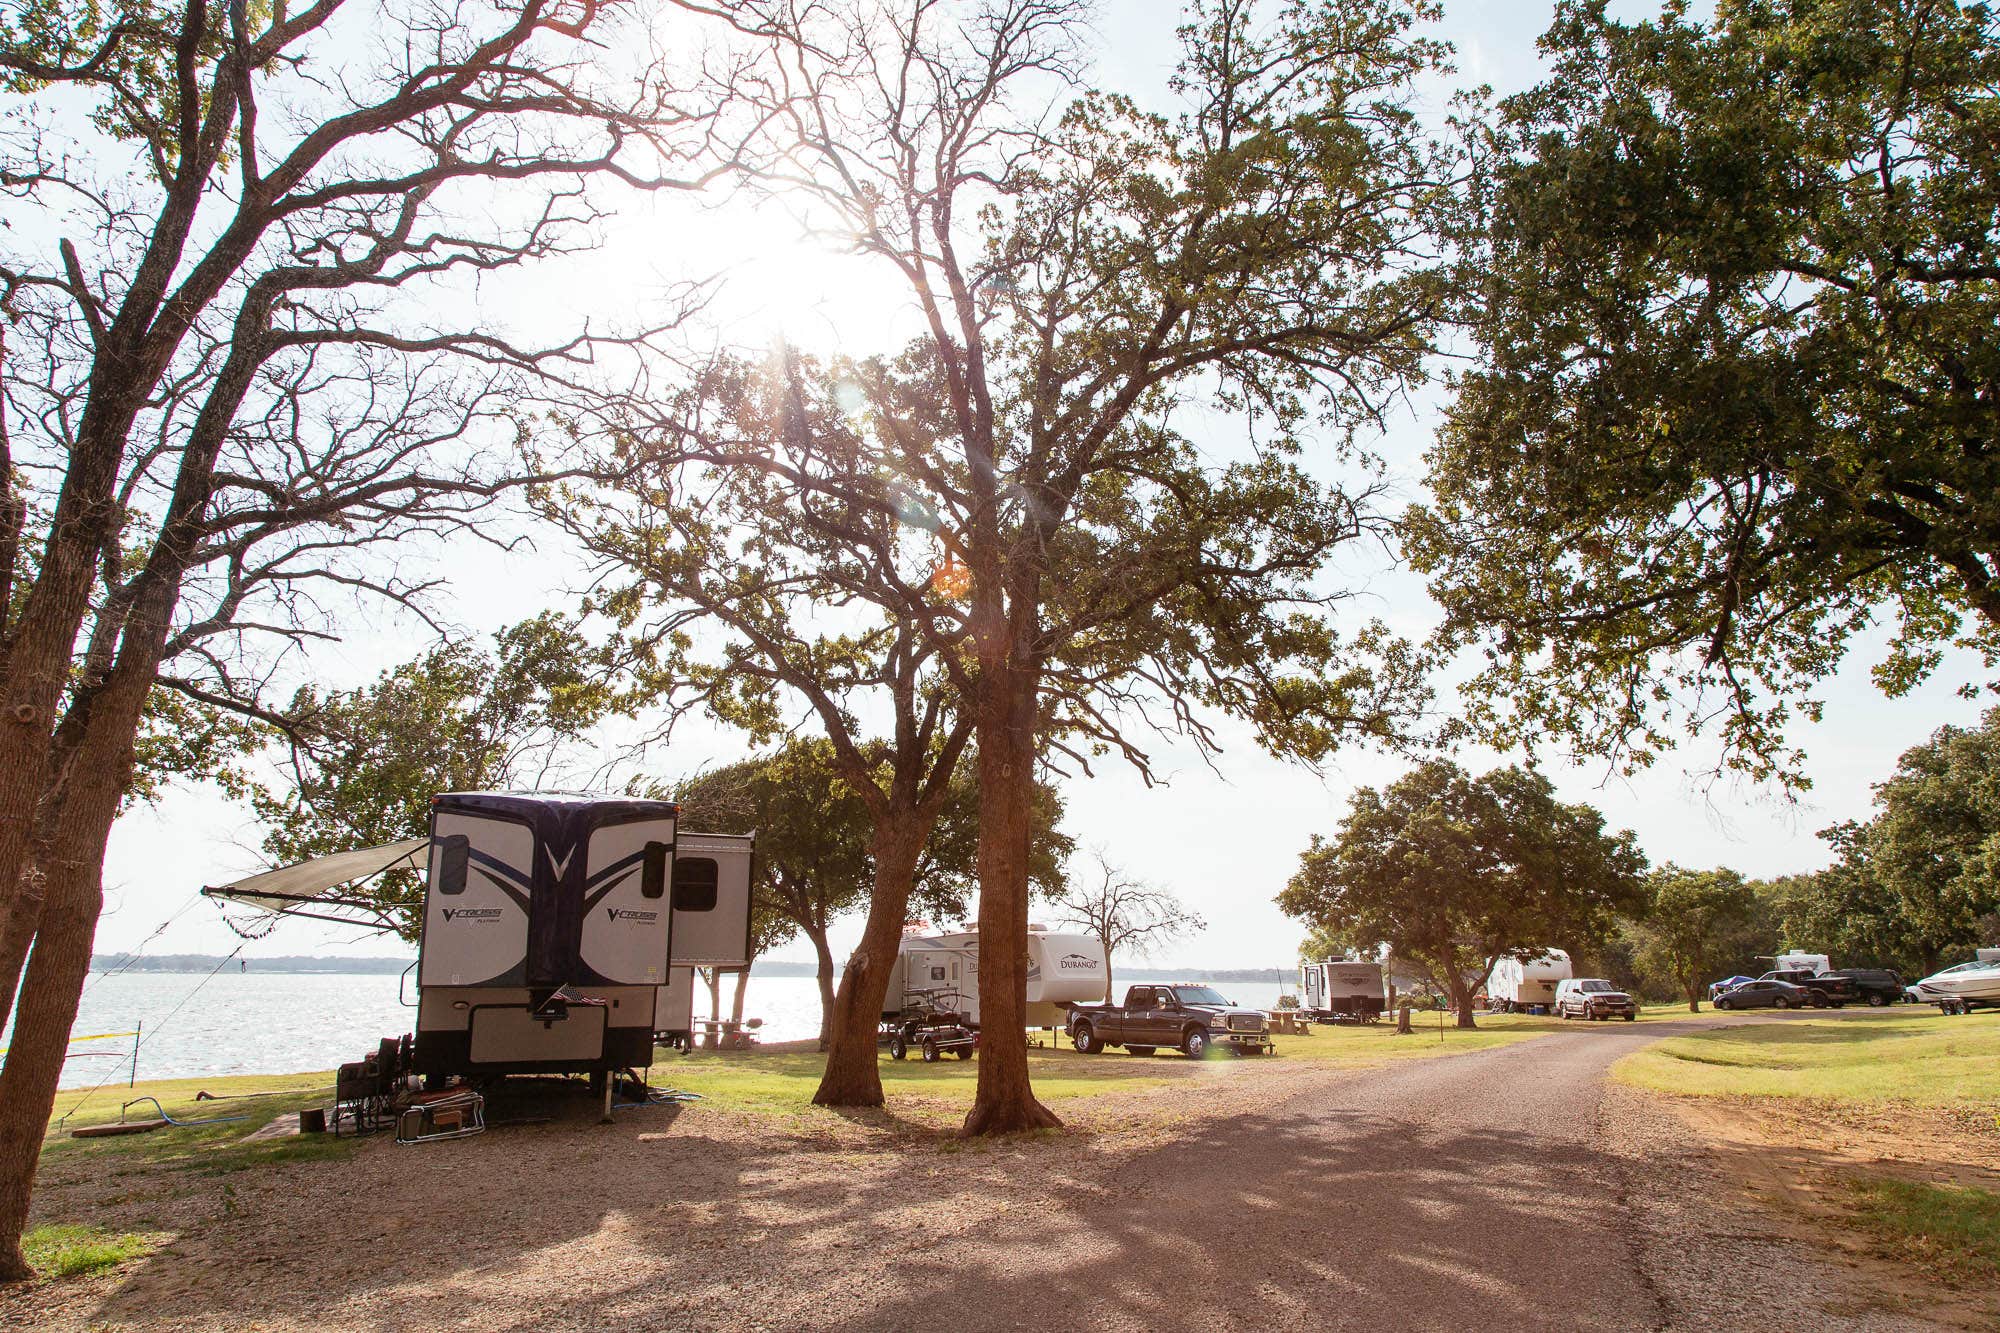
[1486,949,1572,1013]
[873,925,1107,1030]
[1772,951,1831,975]
[1298,958,1386,1023]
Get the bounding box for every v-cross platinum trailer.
[202,791,758,1087]
[413,791,678,1079]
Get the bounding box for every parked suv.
[1554,978,1638,1022]
[1824,968,1904,1007]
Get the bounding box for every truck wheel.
[1183,1029,1210,1059]
[888,1034,907,1060]
[1072,1023,1100,1055]
[955,1047,974,1060]
[1127,1046,1155,1057]
[921,1038,940,1063]
[1868,993,1887,1007]
[1623,1013,1636,1022]
[1559,1005,1571,1020]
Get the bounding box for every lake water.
[24,970,1290,1089]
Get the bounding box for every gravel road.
[839,1018,1960,1333]
[15,1020,1970,1333]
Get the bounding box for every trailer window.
[672,856,718,912]
[641,841,669,900]
[437,835,470,896]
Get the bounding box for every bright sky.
[93,0,1990,971]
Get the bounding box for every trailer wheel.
[1072,1023,1100,1054]
[921,1038,940,1063]
[888,1034,907,1060]
[1127,1046,1155,1057]
[1183,1029,1210,1059]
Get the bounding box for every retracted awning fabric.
[201,838,427,924]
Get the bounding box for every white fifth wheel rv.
[411,791,678,1078]
[1487,949,1572,1013]
[1299,958,1386,1023]
[204,792,756,1083]
[876,926,1107,1029]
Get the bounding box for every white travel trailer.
[1773,951,1831,974]
[1299,958,1386,1023]
[1487,949,1572,1013]
[877,926,1107,1029]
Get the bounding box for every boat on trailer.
[1914,955,2000,1012]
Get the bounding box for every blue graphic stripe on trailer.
[581,867,639,914]
[585,848,648,888]
[471,866,531,915]
[469,848,529,887]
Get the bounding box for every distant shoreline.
[88,954,1291,983]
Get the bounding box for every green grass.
[654,1012,1593,1119]
[41,1070,354,1174]
[1612,1008,2000,1104]
[1846,1177,2000,1283]
[654,1043,1181,1121]
[21,1223,154,1279]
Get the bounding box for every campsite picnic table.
[692,1018,761,1050]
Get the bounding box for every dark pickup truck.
[1760,969,1855,1008]
[1067,984,1274,1058]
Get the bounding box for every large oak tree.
[688,0,1455,1133]
[1407,0,2000,791]
[0,0,754,1278]
[1279,761,1647,1027]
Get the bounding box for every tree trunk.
[1447,973,1477,1029]
[1102,940,1114,1005]
[1685,985,1701,1014]
[813,824,924,1107]
[807,925,836,1050]
[962,667,1059,1136]
[730,969,749,1025]
[0,641,156,1278]
[0,866,45,1034]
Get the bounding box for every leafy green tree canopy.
[1779,709,2000,974]
[252,614,633,940]
[1407,0,2000,790]
[1632,865,1762,1011]
[1278,760,1647,1026]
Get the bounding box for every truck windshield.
[1172,986,1232,1006]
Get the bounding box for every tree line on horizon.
[1283,711,2000,1019]
[1,0,1994,1281]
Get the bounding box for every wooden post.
[129,1022,140,1087]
